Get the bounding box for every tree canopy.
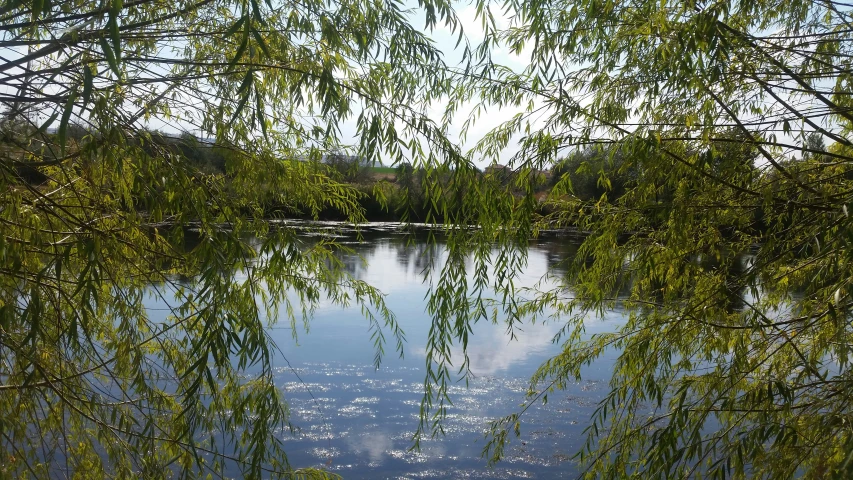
[0,0,475,477]
[450,0,853,478]
[3,0,853,478]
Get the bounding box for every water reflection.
[255,225,610,478]
[141,223,614,478]
[451,323,563,377]
[277,363,596,478]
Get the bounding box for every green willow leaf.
[81,64,93,106]
[57,90,77,154]
[99,36,120,78]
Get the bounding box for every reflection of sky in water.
[259,229,621,478]
[268,231,621,376]
[277,363,605,478]
[145,227,623,478]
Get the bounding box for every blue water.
[255,224,625,479]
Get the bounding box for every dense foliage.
[448,0,853,478]
[3,0,853,478]
[0,0,480,477]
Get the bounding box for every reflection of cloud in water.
[272,361,597,477]
[347,430,393,464]
[414,321,562,377]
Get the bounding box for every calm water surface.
[259,224,625,479]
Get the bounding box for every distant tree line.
[4,118,829,227]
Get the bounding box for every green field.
[368,166,397,174]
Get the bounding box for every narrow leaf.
[99,37,121,78]
[224,15,246,37]
[251,27,271,58]
[58,91,78,155]
[82,65,93,106]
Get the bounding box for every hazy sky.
[1,1,536,168]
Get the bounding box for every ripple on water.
[580,380,603,391]
[443,412,493,429]
[361,378,404,389]
[284,426,341,442]
[270,358,595,479]
[528,428,565,440]
[338,404,375,418]
[351,396,381,404]
[309,447,341,459]
[500,440,576,469]
[447,385,493,396]
[559,394,597,407]
[388,449,430,463]
[280,381,331,392]
[501,378,532,394]
[406,467,536,479]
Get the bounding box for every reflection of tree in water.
[412,242,440,280]
[330,241,379,281]
[536,236,582,276]
[322,231,441,283]
[635,248,753,315]
[695,250,753,314]
[381,235,441,282]
[154,227,262,287]
[395,242,412,271]
[336,250,367,279]
[535,235,635,300]
[359,230,442,281]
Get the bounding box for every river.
[149,222,626,479]
[252,223,628,479]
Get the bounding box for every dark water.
[256,224,625,479]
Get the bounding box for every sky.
[4,1,838,170]
[426,3,534,167]
[304,1,537,169]
[142,1,537,168]
[0,0,539,168]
